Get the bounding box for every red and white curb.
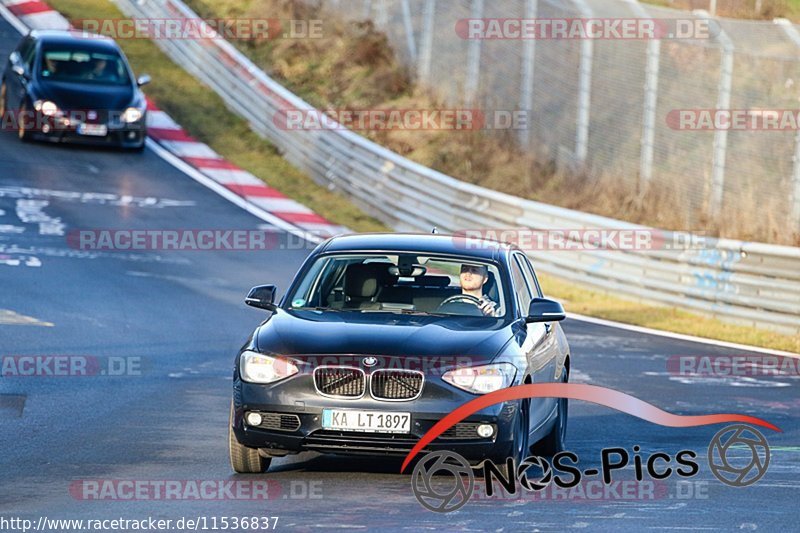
[0,0,349,240]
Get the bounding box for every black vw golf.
[230,233,571,473]
[1,30,149,150]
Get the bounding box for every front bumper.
[28,115,146,148]
[232,376,521,462]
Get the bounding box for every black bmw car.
[1,30,149,150]
[230,233,571,473]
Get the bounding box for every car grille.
[314,367,365,398]
[370,369,424,400]
[250,412,301,432]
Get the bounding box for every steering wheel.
[439,294,482,307]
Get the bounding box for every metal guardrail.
[100,0,799,335]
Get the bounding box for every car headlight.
[34,100,60,117]
[442,363,517,394]
[239,350,299,384]
[121,106,144,123]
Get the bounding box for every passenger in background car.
[460,263,498,316]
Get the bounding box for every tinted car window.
[39,47,131,85]
[287,253,508,318]
[518,253,543,298]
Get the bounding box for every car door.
[511,252,559,429]
[509,253,556,430]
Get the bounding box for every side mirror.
[136,74,151,87]
[11,65,26,78]
[245,285,277,311]
[525,298,566,323]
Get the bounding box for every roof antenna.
[431,227,438,234]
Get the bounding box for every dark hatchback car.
[1,30,149,150]
[230,233,571,473]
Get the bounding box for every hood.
[34,79,136,110]
[255,309,513,364]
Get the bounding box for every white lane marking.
[199,168,265,186]
[15,199,65,235]
[22,11,69,30]
[0,225,24,234]
[157,140,220,159]
[0,186,195,208]
[146,139,322,244]
[0,309,52,326]
[642,371,793,388]
[568,313,800,357]
[247,197,314,213]
[0,254,41,267]
[146,110,182,130]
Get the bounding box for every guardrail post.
[695,10,733,218]
[417,0,436,84]
[774,18,800,233]
[626,0,660,188]
[464,0,484,104]
[518,0,538,146]
[572,0,594,165]
[400,0,418,62]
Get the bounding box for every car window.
[511,254,533,315]
[286,253,508,318]
[518,253,543,298]
[18,37,36,71]
[39,47,131,86]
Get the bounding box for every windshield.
[287,253,508,318]
[39,47,131,86]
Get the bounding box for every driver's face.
[460,264,487,292]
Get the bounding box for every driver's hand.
[478,299,497,316]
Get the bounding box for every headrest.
[484,271,499,302]
[344,263,393,299]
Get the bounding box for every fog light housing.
[476,424,494,438]
[246,412,263,426]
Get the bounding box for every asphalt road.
[0,14,798,532]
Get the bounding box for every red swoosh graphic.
[400,383,780,473]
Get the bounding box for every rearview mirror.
[137,74,151,87]
[245,285,277,311]
[525,298,566,323]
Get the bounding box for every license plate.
[78,124,108,137]
[322,409,410,433]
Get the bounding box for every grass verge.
[45,0,799,353]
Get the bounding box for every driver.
[459,263,498,317]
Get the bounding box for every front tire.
[229,403,271,474]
